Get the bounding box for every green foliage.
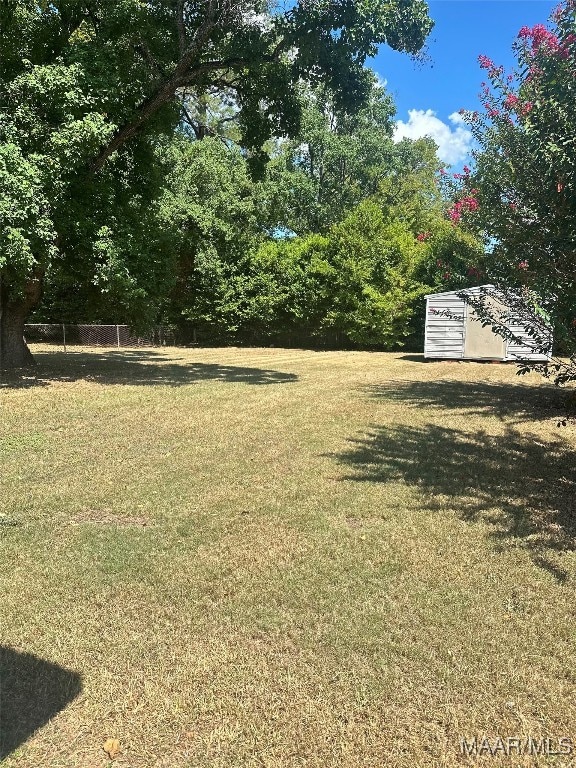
[1,0,433,366]
[158,136,264,337]
[458,0,576,381]
[154,132,485,351]
[0,144,56,287]
[177,194,440,349]
[266,77,396,232]
[322,203,428,346]
[258,78,425,234]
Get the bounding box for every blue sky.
[371,0,557,167]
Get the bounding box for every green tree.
[158,135,264,340]
[160,136,483,350]
[458,0,576,381]
[33,143,178,328]
[319,200,430,347]
[260,76,396,234]
[0,0,433,368]
[322,157,484,347]
[189,193,447,350]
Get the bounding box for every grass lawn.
[1,346,576,767]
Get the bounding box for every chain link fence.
[24,324,177,351]
[24,323,359,352]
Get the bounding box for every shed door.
[464,300,506,360]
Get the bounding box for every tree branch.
[88,0,221,175]
[87,1,287,175]
[176,0,187,53]
[180,101,203,139]
[174,57,251,86]
[135,41,167,78]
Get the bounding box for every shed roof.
[424,284,495,300]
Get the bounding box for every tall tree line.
[0,0,434,368]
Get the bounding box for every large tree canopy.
[0,0,433,368]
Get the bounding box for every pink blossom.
[518,23,560,54]
[504,93,519,110]
[448,194,479,224]
[416,232,431,242]
[559,33,576,58]
[518,260,529,270]
[526,65,542,82]
[478,54,494,69]
[466,198,479,212]
[520,101,533,115]
[449,209,461,223]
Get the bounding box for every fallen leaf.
[103,738,121,759]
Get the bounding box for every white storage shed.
[424,285,552,361]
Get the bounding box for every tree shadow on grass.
[0,646,82,759]
[0,350,298,389]
[361,379,566,423]
[334,422,576,580]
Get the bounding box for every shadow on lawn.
[361,379,566,423]
[335,422,576,580]
[335,378,576,579]
[0,646,82,759]
[0,349,298,388]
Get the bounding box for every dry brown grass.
[1,346,576,767]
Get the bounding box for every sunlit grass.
[1,346,575,767]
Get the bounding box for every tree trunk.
[0,273,43,370]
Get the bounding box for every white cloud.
[448,110,466,126]
[393,109,473,165]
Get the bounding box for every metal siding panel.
[424,293,466,358]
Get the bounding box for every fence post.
[62,323,66,353]
[116,325,121,348]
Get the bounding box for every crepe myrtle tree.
[438,172,559,382]
[453,0,576,384]
[0,0,433,369]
